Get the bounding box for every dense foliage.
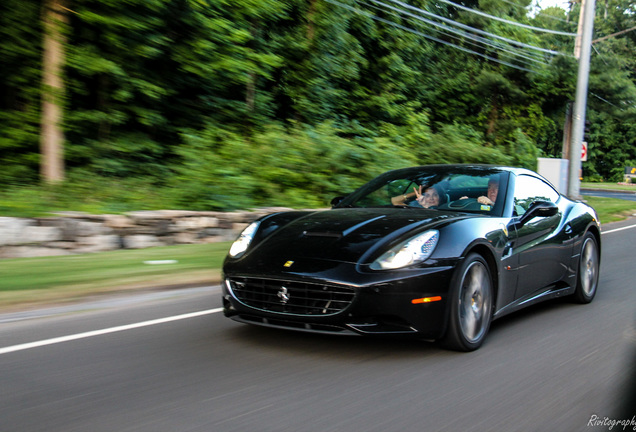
[1,0,635,212]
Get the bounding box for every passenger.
[392,182,447,208]
[392,184,445,208]
[413,185,443,208]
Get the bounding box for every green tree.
[0,0,42,186]
[583,0,636,179]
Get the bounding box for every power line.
[325,0,577,72]
[528,0,574,25]
[592,25,636,43]
[432,0,578,36]
[363,0,560,63]
[325,0,542,72]
[360,2,548,67]
[590,92,620,109]
[370,0,572,57]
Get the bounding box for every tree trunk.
[307,0,316,41]
[41,0,68,183]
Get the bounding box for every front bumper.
[222,264,455,340]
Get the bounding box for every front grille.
[227,277,355,316]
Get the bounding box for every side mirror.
[518,201,558,226]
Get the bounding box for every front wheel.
[441,253,493,351]
[572,232,599,304]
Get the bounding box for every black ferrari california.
[222,165,601,351]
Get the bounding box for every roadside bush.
[169,121,418,210]
[0,173,172,217]
[412,122,513,166]
[1,114,546,216]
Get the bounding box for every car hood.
[245,207,463,265]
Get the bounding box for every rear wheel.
[441,253,493,351]
[572,232,599,304]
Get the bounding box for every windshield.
[336,166,508,216]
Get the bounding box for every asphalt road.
[582,188,636,202]
[1,221,635,432]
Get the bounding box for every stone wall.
[0,208,294,258]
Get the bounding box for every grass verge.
[582,195,636,223]
[582,182,636,191]
[0,242,230,311]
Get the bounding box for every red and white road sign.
[581,141,588,161]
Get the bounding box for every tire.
[441,253,493,352]
[572,232,599,304]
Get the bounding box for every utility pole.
[567,0,595,199]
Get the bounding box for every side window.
[513,175,559,217]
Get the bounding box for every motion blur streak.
[0,308,222,356]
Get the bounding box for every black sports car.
[222,165,601,351]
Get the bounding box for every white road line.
[0,308,223,356]
[602,224,636,235]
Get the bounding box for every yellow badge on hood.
[284,261,294,268]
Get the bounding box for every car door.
[509,174,568,301]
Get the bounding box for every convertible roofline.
[384,164,547,179]
[380,164,560,198]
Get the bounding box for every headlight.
[370,230,439,270]
[229,221,260,258]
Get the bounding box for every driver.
[478,176,499,206]
[459,176,499,206]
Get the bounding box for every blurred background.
[1,0,635,215]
